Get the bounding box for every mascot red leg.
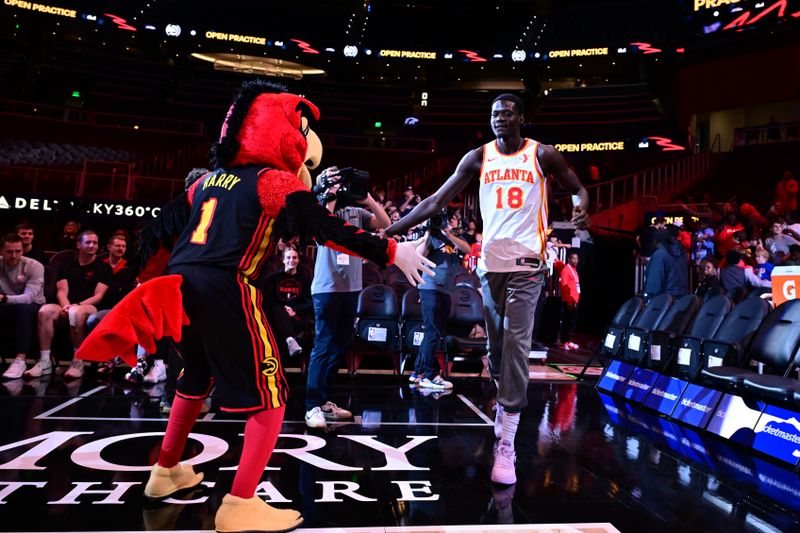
[77,80,433,533]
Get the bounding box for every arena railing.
[0,165,184,203]
[0,98,205,137]
[585,152,711,214]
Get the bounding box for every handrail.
[583,152,711,214]
[710,133,721,153]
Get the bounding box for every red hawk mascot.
[77,81,432,532]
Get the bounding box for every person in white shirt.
[1,233,45,379]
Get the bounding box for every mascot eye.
[300,116,310,138]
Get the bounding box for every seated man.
[1,234,45,379]
[258,246,313,359]
[27,230,112,379]
[16,223,48,266]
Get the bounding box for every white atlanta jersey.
[478,138,548,272]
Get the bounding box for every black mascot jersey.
[170,166,275,279]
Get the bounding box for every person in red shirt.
[104,235,128,274]
[554,249,581,350]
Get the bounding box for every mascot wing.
[76,275,189,366]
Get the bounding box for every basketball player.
[385,94,589,486]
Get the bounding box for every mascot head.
[211,80,322,189]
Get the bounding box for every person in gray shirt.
[1,233,45,379]
[304,167,391,429]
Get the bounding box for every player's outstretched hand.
[394,237,436,287]
[571,204,589,229]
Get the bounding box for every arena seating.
[671,295,734,380]
[399,287,424,374]
[0,139,141,167]
[690,296,772,381]
[617,293,673,359]
[701,299,800,391]
[622,294,700,367]
[596,296,644,359]
[442,286,487,378]
[350,284,401,376]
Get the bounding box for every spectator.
[304,167,391,429]
[259,247,313,360]
[643,227,687,301]
[636,215,665,258]
[397,186,421,217]
[765,218,799,260]
[774,171,798,212]
[674,220,692,254]
[716,213,745,256]
[462,218,478,245]
[753,248,774,281]
[695,258,723,303]
[720,249,771,301]
[589,161,601,182]
[15,223,48,265]
[739,203,768,229]
[57,220,81,250]
[554,249,581,350]
[371,186,386,205]
[694,227,715,263]
[90,235,138,376]
[26,230,112,379]
[408,212,471,391]
[0,234,45,379]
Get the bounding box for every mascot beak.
[299,127,322,189]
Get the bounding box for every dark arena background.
[1,1,800,532]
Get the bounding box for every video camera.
[425,210,455,248]
[313,167,371,207]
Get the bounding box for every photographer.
[398,186,422,217]
[305,166,391,429]
[409,211,471,391]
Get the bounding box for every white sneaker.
[305,407,327,429]
[3,359,27,379]
[286,337,303,357]
[320,401,352,420]
[431,375,453,389]
[64,359,84,379]
[143,360,167,383]
[24,360,52,379]
[419,377,446,390]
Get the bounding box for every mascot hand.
[394,237,436,287]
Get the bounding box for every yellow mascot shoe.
[144,463,204,499]
[215,493,303,533]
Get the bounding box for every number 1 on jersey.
[190,198,218,245]
[495,186,525,209]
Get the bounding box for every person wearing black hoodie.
[643,225,688,302]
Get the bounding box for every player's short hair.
[492,93,525,115]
